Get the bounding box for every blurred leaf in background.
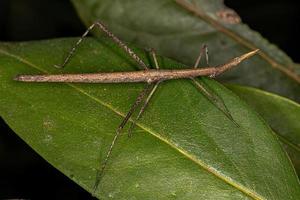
[71,0,300,102]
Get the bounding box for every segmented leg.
[190,78,238,127]
[150,49,160,70]
[128,82,160,137]
[55,21,148,70]
[127,50,161,137]
[93,84,152,193]
[194,44,209,68]
[191,45,238,126]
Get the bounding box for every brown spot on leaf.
[217,8,241,24]
[43,116,55,130]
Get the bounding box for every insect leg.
[190,78,239,127]
[127,81,160,137]
[93,83,152,193]
[192,45,237,124]
[54,23,96,68]
[127,49,161,137]
[55,21,148,70]
[150,49,160,69]
[194,44,209,68]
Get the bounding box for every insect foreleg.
[55,21,149,70]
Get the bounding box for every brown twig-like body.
[14,49,258,83]
[13,20,259,194]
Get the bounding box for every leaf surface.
[0,38,299,199]
[228,85,300,177]
[71,0,300,102]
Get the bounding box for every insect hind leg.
[190,78,239,127]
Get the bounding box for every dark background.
[0,0,299,199]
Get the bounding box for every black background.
[0,0,299,199]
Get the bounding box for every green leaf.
[71,0,300,102]
[0,38,299,199]
[228,85,300,177]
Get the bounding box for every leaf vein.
[0,47,264,200]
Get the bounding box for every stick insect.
[14,21,259,193]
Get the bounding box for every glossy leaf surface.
[0,38,299,199]
[229,85,300,177]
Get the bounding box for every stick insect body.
[14,21,259,194]
[15,50,257,83]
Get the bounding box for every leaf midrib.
[0,47,264,200]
